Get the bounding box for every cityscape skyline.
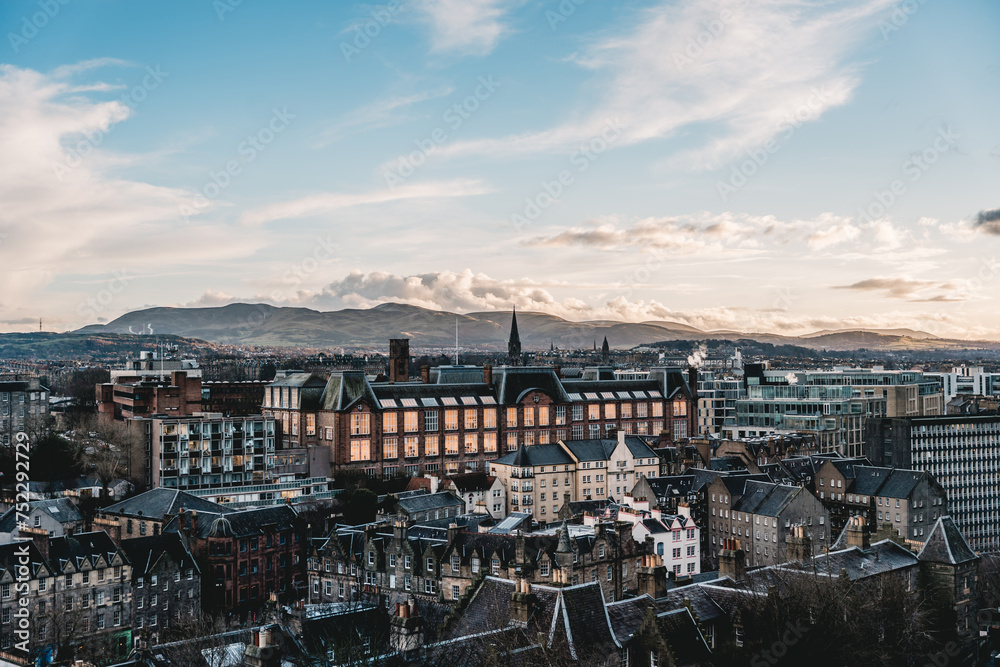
[1,0,999,339]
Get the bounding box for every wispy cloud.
[239,178,492,226]
[315,87,454,147]
[433,0,893,164]
[414,0,519,56]
[835,277,974,302]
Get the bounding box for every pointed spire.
[508,307,522,366]
[601,336,610,364]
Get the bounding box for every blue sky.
[1,0,999,338]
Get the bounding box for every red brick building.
[165,505,305,616]
[263,363,696,479]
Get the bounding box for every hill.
[71,303,1000,353]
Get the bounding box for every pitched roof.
[119,533,200,580]
[397,491,464,514]
[48,531,126,572]
[850,466,893,496]
[0,498,83,533]
[918,516,978,565]
[101,488,233,520]
[876,469,925,499]
[492,366,572,404]
[548,581,619,660]
[605,596,651,644]
[165,504,297,539]
[493,444,573,468]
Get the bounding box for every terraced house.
[263,345,695,478]
[488,432,661,518]
[307,518,647,607]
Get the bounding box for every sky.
[1,0,999,339]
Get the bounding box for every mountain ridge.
[71,302,1000,352]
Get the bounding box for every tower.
[507,308,522,366]
[601,336,610,364]
[389,339,410,382]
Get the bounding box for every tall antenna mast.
[454,317,459,365]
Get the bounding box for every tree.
[343,488,379,525]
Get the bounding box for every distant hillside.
[0,333,212,360]
[71,302,1000,353]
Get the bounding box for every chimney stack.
[510,578,537,625]
[389,339,410,383]
[636,553,668,599]
[20,525,50,561]
[447,523,460,545]
[390,598,424,654]
[846,515,870,550]
[718,538,746,583]
[421,365,431,384]
[553,364,561,379]
[483,364,492,386]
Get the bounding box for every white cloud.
[415,0,518,56]
[183,267,992,339]
[0,63,263,330]
[434,0,894,164]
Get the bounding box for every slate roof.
[448,472,496,493]
[443,577,557,640]
[0,498,83,533]
[0,541,51,581]
[270,372,328,410]
[101,488,232,520]
[653,582,727,623]
[851,466,894,496]
[563,435,659,462]
[876,469,925,499]
[775,540,919,583]
[164,504,297,539]
[548,581,619,660]
[492,366,572,404]
[642,476,696,501]
[918,516,978,565]
[606,595,651,644]
[119,533,201,580]
[493,444,573,468]
[434,365,489,384]
[653,607,714,665]
[47,531,126,573]
[320,371,378,411]
[396,491,464,515]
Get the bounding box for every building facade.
[865,414,1000,552]
[488,433,660,519]
[262,362,695,479]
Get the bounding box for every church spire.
[601,336,610,364]
[508,308,522,366]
